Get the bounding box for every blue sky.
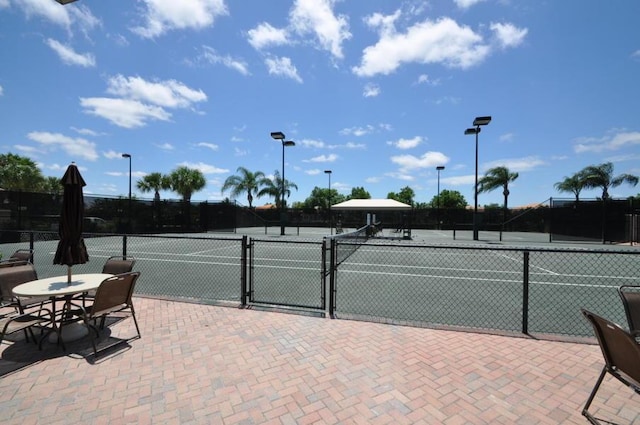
[1,0,639,208]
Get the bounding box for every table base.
[48,323,89,343]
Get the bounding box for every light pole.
[324,170,332,234]
[270,132,295,236]
[464,116,491,241]
[122,153,132,233]
[436,166,445,230]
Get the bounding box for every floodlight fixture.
[270,131,285,140]
[473,116,492,126]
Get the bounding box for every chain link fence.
[329,241,639,337]
[1,230,638,339]
[0,231,245,304]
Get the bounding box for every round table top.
[12,273,114,297]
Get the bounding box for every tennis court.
[1,227,638,339]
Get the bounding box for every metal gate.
[247,238,326,310]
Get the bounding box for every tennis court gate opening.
[244,229,366,312]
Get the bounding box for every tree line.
[1,153,638,209]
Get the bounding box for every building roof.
[331,199,412,211]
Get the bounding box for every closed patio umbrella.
[53,162,89,282]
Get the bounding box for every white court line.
[342,261,521,276]
[339,268,521,284]
[338,268,632,288]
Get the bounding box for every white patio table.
[13,273,113,343]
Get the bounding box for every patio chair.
[68,272,141,356]
[0,306,53,346]
[9,249,34,263]
[81,256,136,306]
[618,285,640,338]
[0,262,50,313]
[581,309,640,425]
[102,256,136,275]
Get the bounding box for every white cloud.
[265,56,303,83]
[574,131,640,153]
[353,16,490,77]
[14,144,43,155]
[197,142,219,151]
[632,50,640,60]
[482,156,546,173]
[388,136,423,150]
[446,175,475,186]
[289,0,351,59]
[247,22,289,50]
[132,0,228,38]
[340,125,375,136]
[106,75,207,108]
[156,143,174,150]
[0,0,9,8]
[385,171,414,181]
[71,127,101,136]
[416,74,439,86]
[102,150,123,159]
[14,0,73,29]
[390,151,449,171]
[196,46,250,75]
[299,139,326,148]
[363,83,380,97]
[454,0,485,9]
[27,131,99,161]
[179,161,228,174]
[490,22,528,49]
[343,142,366,149]
[303,153,338,163]
[0,84,3,96]
[45,38,96,67]
[499,133,515,142]
[80,97,171,129]
[14,1,99,33]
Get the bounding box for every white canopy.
[331,199,412,211]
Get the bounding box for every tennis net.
[325,224,370,266]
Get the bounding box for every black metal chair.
[0,308,53,346]
[102,256,136,275]
[581,309,640,424]
[9,249,34,263]
[618,285,640,339]
[68,272,141,356]
[81,256,136,307]
[0,262,52,346]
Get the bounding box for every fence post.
[29,232,35,264]
[123,234,127,257]
[522,250,530,335]
[328,238,336,318]
[241,235,247,307]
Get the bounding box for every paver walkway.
[1,297,638,424]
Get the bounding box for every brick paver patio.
[1,297,639,424]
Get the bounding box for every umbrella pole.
[67,266,72,283]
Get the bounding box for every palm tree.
[477,166,519,222]
[166,166,207,202]
[554,173,585,202]
[221,167,265,208]
[257,170,298,208]
[580,162,639,200]
[136,172,170,202]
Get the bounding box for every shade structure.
[53,162,89,282]
[331,199,412,211]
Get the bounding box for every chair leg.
[582,367,607,425]
[130,306,141,339]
